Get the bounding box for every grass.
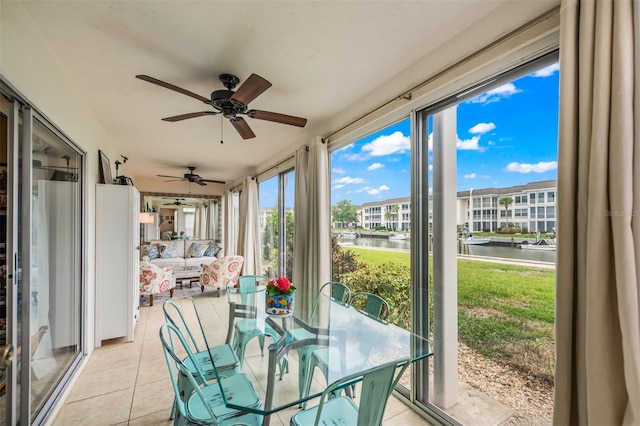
[345,246,556,381]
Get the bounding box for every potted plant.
[265,276,296,316]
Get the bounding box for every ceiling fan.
[136,73,308,139]
[162,199,194,207]
[158,166,225,186]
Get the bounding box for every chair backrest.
[309,282,351,323]
[162,300,202,353]
[229,275,268,304]
[349,292,391,323]
[200,255,244,289]
[314,357,410,426]
[159,322,219,421]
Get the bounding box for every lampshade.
[139,212,154,224]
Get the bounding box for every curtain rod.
[254,144,309,180]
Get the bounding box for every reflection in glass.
[30,118,82,415]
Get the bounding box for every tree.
[261,209,295,278]
[331,200,358,228]
[393,205,401,230]
[499,196,514,232]
[384,211,392,229]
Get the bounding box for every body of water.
[337,235,556,263]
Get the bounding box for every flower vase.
[265,293,295,316]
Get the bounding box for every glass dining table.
[191,287,433,425]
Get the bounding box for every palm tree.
[499,196,514,232]
[393,205,401,231]
[384,211,392,229]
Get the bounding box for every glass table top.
[191,287,433,421]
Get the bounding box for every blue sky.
[330,62,560,206]
[259,62,559,208]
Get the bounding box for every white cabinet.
[96,184,140,345]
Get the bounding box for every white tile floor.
[52,295,432,425]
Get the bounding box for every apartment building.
[351,180,556,234]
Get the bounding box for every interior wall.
[0,2,123,359]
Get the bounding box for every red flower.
[266,276,296,296]
[276,277,291,292]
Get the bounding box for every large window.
[420,56,558,424]
[259,169,295,279]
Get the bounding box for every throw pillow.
[142,244,161,260]
[186,242,209,258]
[203,243,221,258]
[159,241,178,258]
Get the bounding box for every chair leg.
[170,289,174,298]
[149,294,154,307]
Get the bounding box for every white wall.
[1,2,122,353]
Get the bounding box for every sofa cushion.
[142,243,162,260]
[203,243,221,258]
[186,242,209,258]
[159,241,179,258]
[185,256,216,268]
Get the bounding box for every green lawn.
[345,246,556,381]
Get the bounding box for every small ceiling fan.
[163,199,194,207]
[136,73,307,139]
[158,166,225,186]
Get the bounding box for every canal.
[337,235,556,263]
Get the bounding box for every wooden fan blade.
[136,75,210,103]
[200,179,227,185]
[247,110,307,127]
[230,74,272,106]
[230,117,256,139]
[195,180,207,186]
[162,111,218,122]
[157,174,185,179]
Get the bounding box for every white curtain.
[223,190,235,255]
[237,177,261,274]
[292,137,331,321]
[207,199,216,239]
[554,1,640,424]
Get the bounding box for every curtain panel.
[292,138,331,322]
[555,0,640,424]
[223,190,235,255]
[237,177,261,275]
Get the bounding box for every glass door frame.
[1,81,88,424]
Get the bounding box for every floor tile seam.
[62,386,136,405]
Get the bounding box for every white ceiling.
[15,0,557,194]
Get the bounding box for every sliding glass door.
[0,84,84,423]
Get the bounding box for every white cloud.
[464,173,477,179]
[531,63,560,77]
[469,122,496,135]
[333,184,345,189]
[469,83,521,105]
[367,185,390,195]
[428,132,433,151]
[332,167,346,174]
[457,135,481,150]
[428,164,433,171]
[367,162,384,171]
[333,176,365,185]
[361,131,410,157]
[505,161,558,173]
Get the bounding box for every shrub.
[331,236,362,281]
[339,263,411,330]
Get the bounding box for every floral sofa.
[139,262,176,306]
[140,239,222,269]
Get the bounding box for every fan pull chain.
[220,115,224,144]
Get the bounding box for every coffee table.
[172,265,202,289]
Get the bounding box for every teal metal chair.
[349,292,391,322]
[159,322,263,426]
[290,357,411,426]
[291,281,351,406]
[162,300,241,419]
[225,275,281,368]
[301,291,391,406]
